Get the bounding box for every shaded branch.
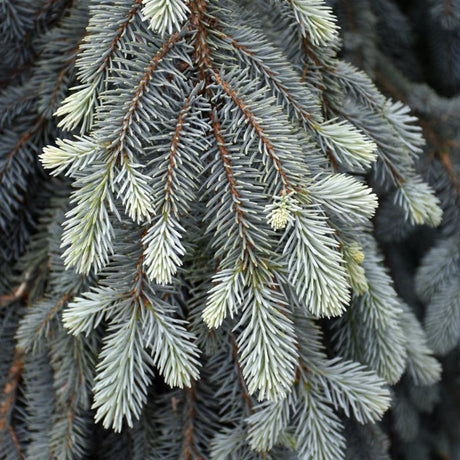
[0,351,24,460]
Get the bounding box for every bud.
[266,192,296,230]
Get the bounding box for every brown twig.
[0,352,24,460]
[114,32,181,157]
[182,387,203,460]
[165,97,192,199]
[231,336,253,412]
[212,69,293,192]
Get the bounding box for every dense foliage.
[0,0,457,459]
[332,0,460,457]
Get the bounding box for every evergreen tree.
[0,0,451,459]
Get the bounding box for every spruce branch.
[142,0,190,36]
[1,0,449,456]
[282,203,350,318]
[212,69,296,193]
[211,25,321,126]
[285,0,339,47]
[56,1,144,132]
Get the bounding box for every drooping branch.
[164,96,192,200]
[210,110,255,261]
[214,29,314,124]
[113,31,182,159]
[212,70,294,193]
[96,0,143,76]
